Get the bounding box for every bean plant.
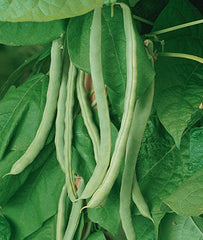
[0,0,202,240]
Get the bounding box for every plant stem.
[146,19,203,36]
[158,52,203,64]
[133,15,153,26]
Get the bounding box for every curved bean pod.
[79,6,111,200]
[120,80,154,240]
[84,2,137,208]
[55,53,69,173]
[63,179,85,240]
[7,37,64,175]
[56,184,67,240]
[64,62,77,201]
[76,70,100,163]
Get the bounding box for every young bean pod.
[56,184,67,240]
[79,6,112,200]
[76,70,100,163]
[64,61,77,201]
[6,37,64,175]
[63,179,85,240]
[55,52,69,173]
[120,80,154,240]
[84,3,137,208]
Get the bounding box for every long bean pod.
[63,179,85,240]
[76,70,100,163]
[64,62,77,201]
[55,52,69,173]
[84,3,137,208]
[56,184,67,240]
[79,6,112,200]
[7,37,64,175]
[120,80,154,240]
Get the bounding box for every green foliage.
[0,0,105,22]
[0,215,11,240]
[153,0,203,147]
[0,20,67,46]
[0,0,202,239]
[159,213,203,240]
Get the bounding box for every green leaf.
[2,149,64,240]
[87,231,106,240]
[133,215,155,240]
[0,20,67,46]
[190,127,203,169]
[0,215,11,240]
[153,0,203,147]
[163,168,203,216]
[0,0,105,22]
[0,74,50,206]
[25,215,57,240]
[159,213,203,240]
[0,47,50,99]
[191,216,203,235]
[136,112,203,217]
[67,5,154,121]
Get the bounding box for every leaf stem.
[146,19,203,36]
[133,15,153,26]
[158,52,203,64]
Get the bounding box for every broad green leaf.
[0,47,50,99]
[87,231,106,240]
[153,0,203,147]
[136,112,203,218]
[191,216,203,235]
[67,5,154,121]
[87,184,120,236]
[0,20,67,46]
[25,215,57,240]
[159,213,203,240]
[190,127,203,169]
[2,150,64,240]
[163,168,203,216]
[0,73,48,159]
[0,0,105,22]
[0,74,50,206]
[133,215,155,240]
[0,215,11,240]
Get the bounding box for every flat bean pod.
[79,6,112,200]
[56,184,67,240]
[84,3,137,208]
[76,70,100,163]
[55,53,69,173]
[64,61,77,201]
[63,179,85,240]
[120,80,154,240]
[7,37,64,175]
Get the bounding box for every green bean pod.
[56,184,67,240]
[79,6,111,200]
[55,53,69,173]
[120,80,154,240]
[64,62,77,202]
[7,37,64,175]
[76,70,100,163]
[63,179,85,240]
[84,3,137,208]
